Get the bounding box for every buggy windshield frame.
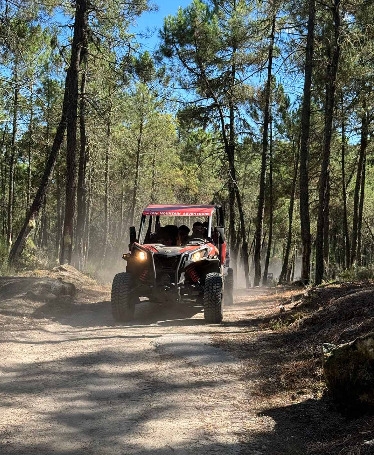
[142,204,216,217]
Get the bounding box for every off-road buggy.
[111,204,233,323]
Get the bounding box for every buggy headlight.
[191,250,205,262]
[135,250,147,261]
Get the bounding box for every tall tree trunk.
[228,179,237,271]
[351,111,368,266]
[26,81,35,210]
[262,117,274,285]
[254,12,276,286]
[75,66,89,269]
[315,0,340,285]
[299,0,315,284]
[226,99,250,287]
[84,160,93,265]
[9,0,87,266]
[323,172,330,276]
[1,126,9,238]
[237,188,250,288]
[60,0,88,265]
[9,111,67,265]
[56,170,63,258]
[38,195,48,249]
[357,153,366,265]
[102,116,111,264]
[151,146,157,203]
[129,102,144,227]
[279,141,299,284]
[196,18,250,285]
[7,82,18,251]
[119,169,126,243]
[38,71,53,251]
[340,99,350,269]
[229,107,250,288]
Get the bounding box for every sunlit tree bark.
[315,0,341,285]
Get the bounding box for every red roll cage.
[142,204,216,217]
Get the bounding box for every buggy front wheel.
[111,272,137,322]
[203,272,223,323]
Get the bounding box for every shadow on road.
[248,397,374,455]
[0,344,244,455]
[31,299,206,329]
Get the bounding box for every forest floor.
[0,265,373,454]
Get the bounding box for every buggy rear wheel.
[111,272,136,322]
[203,272,223,323]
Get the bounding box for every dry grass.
[213,283,374,454]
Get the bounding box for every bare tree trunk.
[1,126,9,238]
[37,72,53,251]
[7,83,18,252]
[129,95,144,227]
[26,81,35,210]
[279,141,299,284]
[55,170,63,258]
[315,0,340,285]
[228,134,250,287]
[323,172,330,276]
[227,108,250,287]
[8,112,67,265]
[120,169,126,242]
[102,117,111,264]
[187,19,250,285]
[84,160,93,265]
[263,117,274,285]
[228,180,237,251]
[340,99,350,269]
[254,12,276,286]
[60,0,88,265]
[238,197,250,288]
[351,111,368,266]
[151,146,157,203]
[9,0,88,266]
[38,195,48,249]
[75,67,89,269]
[357,153,366,265]
[299,0,315,285]
[253,129,266,285]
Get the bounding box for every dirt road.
[3,273,374,455]
[0,279,271,455]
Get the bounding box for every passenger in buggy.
[177,225,190,245]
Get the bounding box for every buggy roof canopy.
[142,204,216,217]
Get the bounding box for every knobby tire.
[203,272,223,323]
[111,272,136,322]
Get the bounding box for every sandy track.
[0,294,263,455]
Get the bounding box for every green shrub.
[0,237,10,275]
[338,266,374,281]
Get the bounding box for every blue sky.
[133,0,192,51]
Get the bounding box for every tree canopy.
[1,0,374,286]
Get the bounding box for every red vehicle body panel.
[220,242,227,265]
[141,242,219,258]
[141,244,159,253]
[179,243,219,257]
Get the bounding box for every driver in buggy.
[189,221,207,240]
